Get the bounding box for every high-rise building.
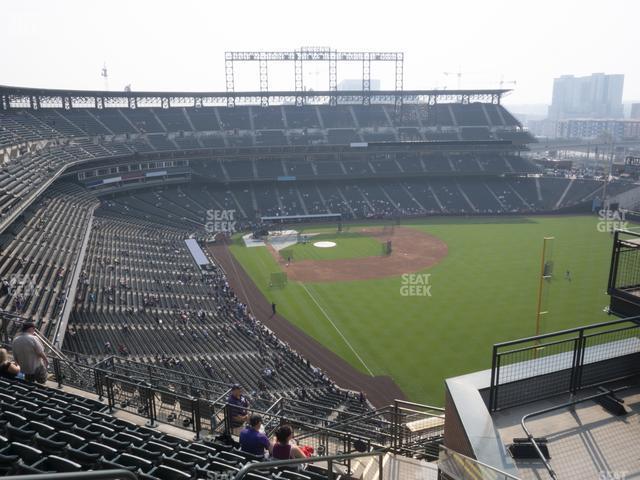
[548,73,624,120]
[558,119,640,140]
[631,103,640,119]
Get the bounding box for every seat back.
[83,441,118,459]
[7,442,43,464]
[43,455,83,472]
[150,464,192,480]
[115,452,154,470]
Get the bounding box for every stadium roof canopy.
[0,85,511,111]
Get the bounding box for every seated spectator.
[227,384,249,428]
[239,414,270,458]
[270,424,308,460]
[0,348,23,379]
[12,322,48,383]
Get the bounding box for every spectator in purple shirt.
[227,384,249,428]
[239,414,271,458]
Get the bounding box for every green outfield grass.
[279,232,383,261]
[230,215,623,405]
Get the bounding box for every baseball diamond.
[1,39,639,477]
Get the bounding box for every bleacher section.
[0,183,98,335]
[62,216,346,412]
[92,177,636,224]
[1,103,534,148]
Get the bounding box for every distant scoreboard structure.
[261,213,342,226]
[612,155,640,179]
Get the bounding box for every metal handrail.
[233,449,386,480]
[1,316,86,380]
[394,399,445,412]
[295,405,394,444]
[439,446,521,480]
[499,336,580,357]
[489,316,640,411]
[395,405,445,417]
[493,316,640,348]
[8,469,137,480]
[264,395,284,414]
[107,356,230,389]
[213,399,374,445]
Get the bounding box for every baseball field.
[228,215,625,405]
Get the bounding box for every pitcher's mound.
[271,226,448,282]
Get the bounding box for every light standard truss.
[223,47,404,107]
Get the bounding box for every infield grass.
[230,215,624,405]
[279,232,383,261]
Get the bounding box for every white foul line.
[300,282,374,377]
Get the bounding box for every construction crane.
[443,71,464,89]
[101,63,109,91]
[499,75,517,89]
[442,70,483,90]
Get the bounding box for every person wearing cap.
[12,322,48,383]
[227,384,249,428]
[239,414,271,458]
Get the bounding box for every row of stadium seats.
[96,176,623,225]
[1,144,541,229]
[0,103,523,147]
[0,375,345,479]
[2,125,529,151]
[0,141,139,225]
[190,154,540,182]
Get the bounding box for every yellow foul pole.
[535,237,554,337]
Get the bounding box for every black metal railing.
[391,400,444,459]
[8,470,137,480]
[608,229,640,292]
[41,351,396,451]
[607,229,640,317]
[103,356,230,399]
[233,450,386,480]
[2,318,445,457]
[488,316,640,411]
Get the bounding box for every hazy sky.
[3,0,638,105]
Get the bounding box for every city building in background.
[548,73,624,120]
[631,103,640,119]
[558,118,640,140]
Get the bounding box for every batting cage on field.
[270,272,288,288]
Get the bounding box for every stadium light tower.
[224,47,404,107]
